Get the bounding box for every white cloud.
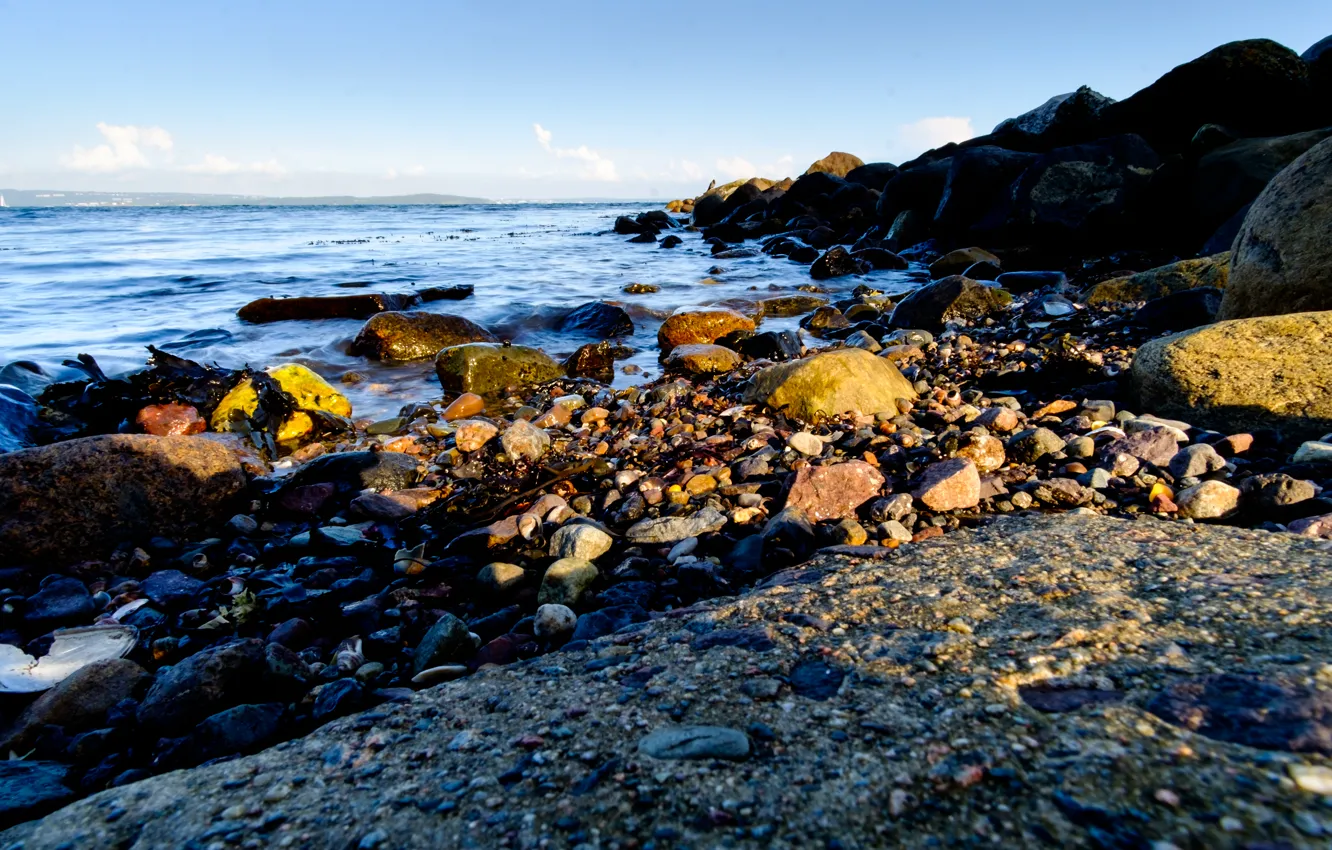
[894,116,975,159]
[714,154,795,181]
[385,165,425,180]
[62,122,173,172]
[532,123,619,182]
[183,154,286,176]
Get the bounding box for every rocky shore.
[2,32,1332,846]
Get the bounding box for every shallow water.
[0,203,925,419]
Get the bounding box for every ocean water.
[0,203,925,419]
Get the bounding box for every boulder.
[851,247,908,270]
[237,293,417,323]
[1132,311,1332,440]
[804,152,864,178]
[889,276,1013,332]
[349,312,497,361]
[844,162,899,191]
[743,348,917,422]
[913,459,981,511]
[1307,36,1332,113]
[1218,137,1332,320]
[664,344,742,375]
[558,302,634,338]
[929,247,1000,279]
[995,134,1161,248]
[1100,39,1315,153]
[990,86,1117,150]
[435,343,564,395]
[563,342,617,383]
[211,363,352,443]
[1192,127,1332,245]
[1084,254,1231,304]
[1131,288,1224,333]
[657,307,755,354]
[877,157,953,224]
[933,147,1038,234]
[0,435,245,568]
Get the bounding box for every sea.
[0,203,924,420]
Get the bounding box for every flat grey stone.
[638,726,750,760]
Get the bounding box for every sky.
[1,0,1329,200]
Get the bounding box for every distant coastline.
[0,189,494,208]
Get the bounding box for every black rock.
[563,341,617,383]
[155,702,285,770]
[660,235,682,249]
[851,247,908,270]
[788,245,820,264]
[933,146,1038,234]
[889,276,1013,332]
[810,247,867,281]
[136,638,273,736]
[962,260,1003,281]
[141,569,206,611]
[560,302,634,338]
[1147,674,1332,754]
[282,451,423,498]
[24,576,95,628]
[844,162,899,191]
[627,232,656,244]
[995,270,1067,293]
[734,330,802,362]
[312,678,367,722]
[990,86,1117,150]
[788,657,845,701]
[571,605,648,642]
[0,383,41,453]
[1132,287,1222,332]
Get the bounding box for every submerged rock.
[237,293,418,323]
[0,435,245,568]
[349,312,497,361]
[559,302,634,338]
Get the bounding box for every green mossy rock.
[1084,253,1231,304]
[434,343,564,396]
[743,348,917,423]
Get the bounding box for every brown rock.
[928,248,1000,280]
[135,404,205,436]
[785,461,886,522]
[657,307,755,354]
[665,344,742,375]
[1103,427,1180,467]
[237,293,417,324]
[976,406,1020,432]
[350,312,498,361]
[948,433,1006,473]
[0,435,246,568]
[913,459,981,511]
[1032,478,1095,506]
[0,658,149,754]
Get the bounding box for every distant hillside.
[0,189,493,208]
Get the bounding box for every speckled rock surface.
[8,514,1332,849]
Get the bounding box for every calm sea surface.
[0,203,924,419]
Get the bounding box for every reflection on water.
[0,203,925,419]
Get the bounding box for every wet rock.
[810,247,867,280]
[626,508,727,544]
[349,312,497,361]
[413,614,473,676]
[135,403,205,436]
[237,293,418,324]
[639,726,750,760]
[563,342,617,383]
[799,306,851,333]
[735,330,802,362]
[1176,480,1242,519]
[0,760,74,829]
[1147,674,1332,754]
[0,435,245,568]
[851,247,908,270]
[0,659,148,755]
[743,348,916,422]
[549,524,613,561]
[1007,427,1065,464]
[559,302,634,338]
[1219,137,1332,319]
[212,363,351,444]
[436,343,565,396]
[785,461,885,522]
[453,419,499,452]
[929,248,1000,280]
[1084,254,1230,304]
[913,459,981,511]
[23,577,96,628]
[889,276,1013,332]
[657,307,756,354]
[664,344,741,375]
[283,451,423,497]
[995,270,1067,293]
[538,559,598,607]
[136,639,274,737]
[757,294,829,317]
[0,384,40,453]
[1132,312,1332,440]
[501,419,551,462]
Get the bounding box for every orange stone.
[136,403,206,436]
[441,393,485,421]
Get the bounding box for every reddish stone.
[912,526,944,542]
[136,404,205,436]
[913,459,981,511]
[1216,433,1255,457]
[784,460,886,522]
[473,634,522,667]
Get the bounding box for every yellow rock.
[211,364,351,442]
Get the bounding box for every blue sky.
[1,0,1329,199]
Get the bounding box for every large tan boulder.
[1132,311,1332,439]
[1084,253,1231,304]
[0,435,246,567]
[1218,137,1332,319]
[657,307,755,354]
[435,343,564,396]
[804,152,864,178]
[743,348,917,422]
[349,312,497,361]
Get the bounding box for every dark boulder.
[154,703,285,770]
[883,210,927,252]
[692,193,728,227]
[990,86,1117,150]
[876,157,953,225]
[22,576,95,628]
[1131,287,1224,333]
[559,302,634,338]
[660,234,682,248]
[781,172,848,214]
[844,162,899,191]
[810,247,868,280]
[851,247,908,270]
[933,146,1038,234]
[0,384,40,453]
[995,270,1067,293]
[889,276,1013,332]
[1307,36,1332,118]
[563,341,618,383]
[136,639,276,737]
[1100,39,1315,153]
[734,330,803,361]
